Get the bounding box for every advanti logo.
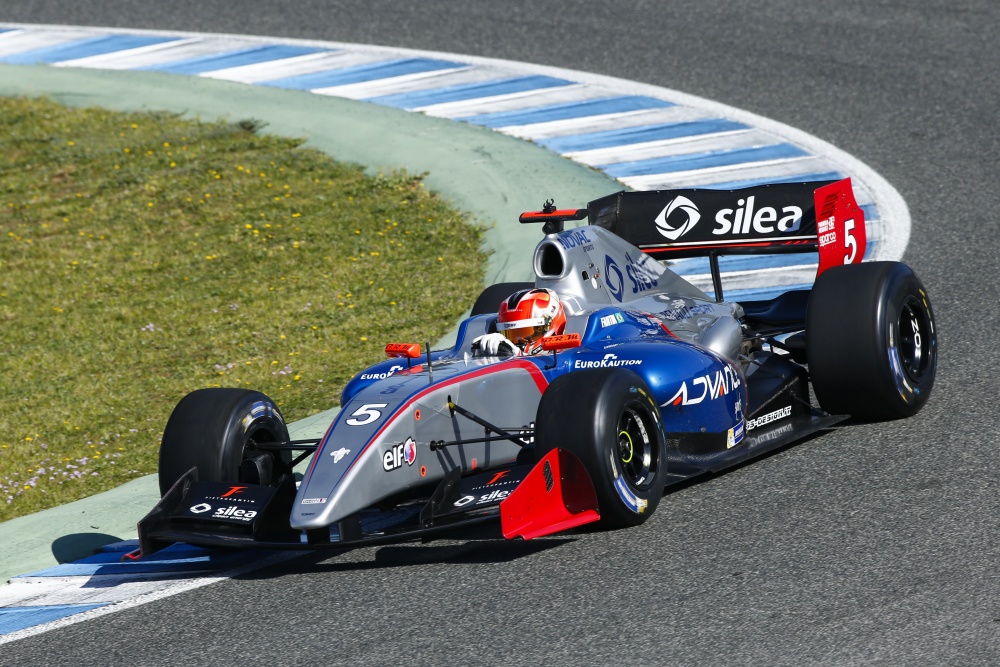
[654,196,701,240]
[664,364,743,406]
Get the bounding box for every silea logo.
[654,196,701,240]
[190,503,212,514]
[713,196,803,236]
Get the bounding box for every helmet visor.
[500,324,546,345]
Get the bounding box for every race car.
[131,178,936,558]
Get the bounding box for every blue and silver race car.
[133,178,937,557]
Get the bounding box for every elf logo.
[383,437,417,471]
[654,196,701,240]
[714,196,803,236]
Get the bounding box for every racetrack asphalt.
[0,1,998,665]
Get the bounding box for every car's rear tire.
[470,282,534,316]
[535,368,668,527]
[158,388,291,496]
[807,261,937,419]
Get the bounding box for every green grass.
[0,96,487,521]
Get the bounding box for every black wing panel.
[587,181,834,258]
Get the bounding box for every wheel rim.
[896,295,934,384]
[615,402,660,492]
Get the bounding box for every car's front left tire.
[534,368,668,527]
[158,389,291,496]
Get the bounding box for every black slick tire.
[807,261,937,419]
[158,388,291,496]
[535,368,668,527]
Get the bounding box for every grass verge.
[0,96,486,521]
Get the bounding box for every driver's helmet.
[496,288,567,353]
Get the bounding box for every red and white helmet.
[497,288,566,353]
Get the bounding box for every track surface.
[1,2,997,664]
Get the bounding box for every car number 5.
[844,218,857,264]
[346,403,388,426]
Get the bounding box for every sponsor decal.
[624,252,659,296]
[556,228,594,250]
[746,405,793,431]
[383,436,417,471]
[599,312,625,328]
[613,476,648,514]
[817,215,837,248]
[713,196,802,236]
[654,195,701,240]
[748,422,794,446]
[330,447,351,463]
[359,364,404,381]
[664,363,742,406]
[657,300,715,322]
[474,489,510,505]
[453,491,511,507]
[190,503,212,514]
[471,472,521,491]
[203,488,257,505]
[574,353,642,369]
[605,255,625,301]
[726,421,745,449]
[211,506,257,522]
[486,470,509,485]
[301,497,327,505]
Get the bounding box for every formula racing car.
[132,178,937,557]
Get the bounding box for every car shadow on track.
[235,525,575,578]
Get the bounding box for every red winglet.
[518,208,588,223]
[540,333,582,351]
[385,343,422,358]
[815,178,866,276]
[121,548,143,562]
[500,448,600,540]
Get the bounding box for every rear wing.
[521,178,866,297]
